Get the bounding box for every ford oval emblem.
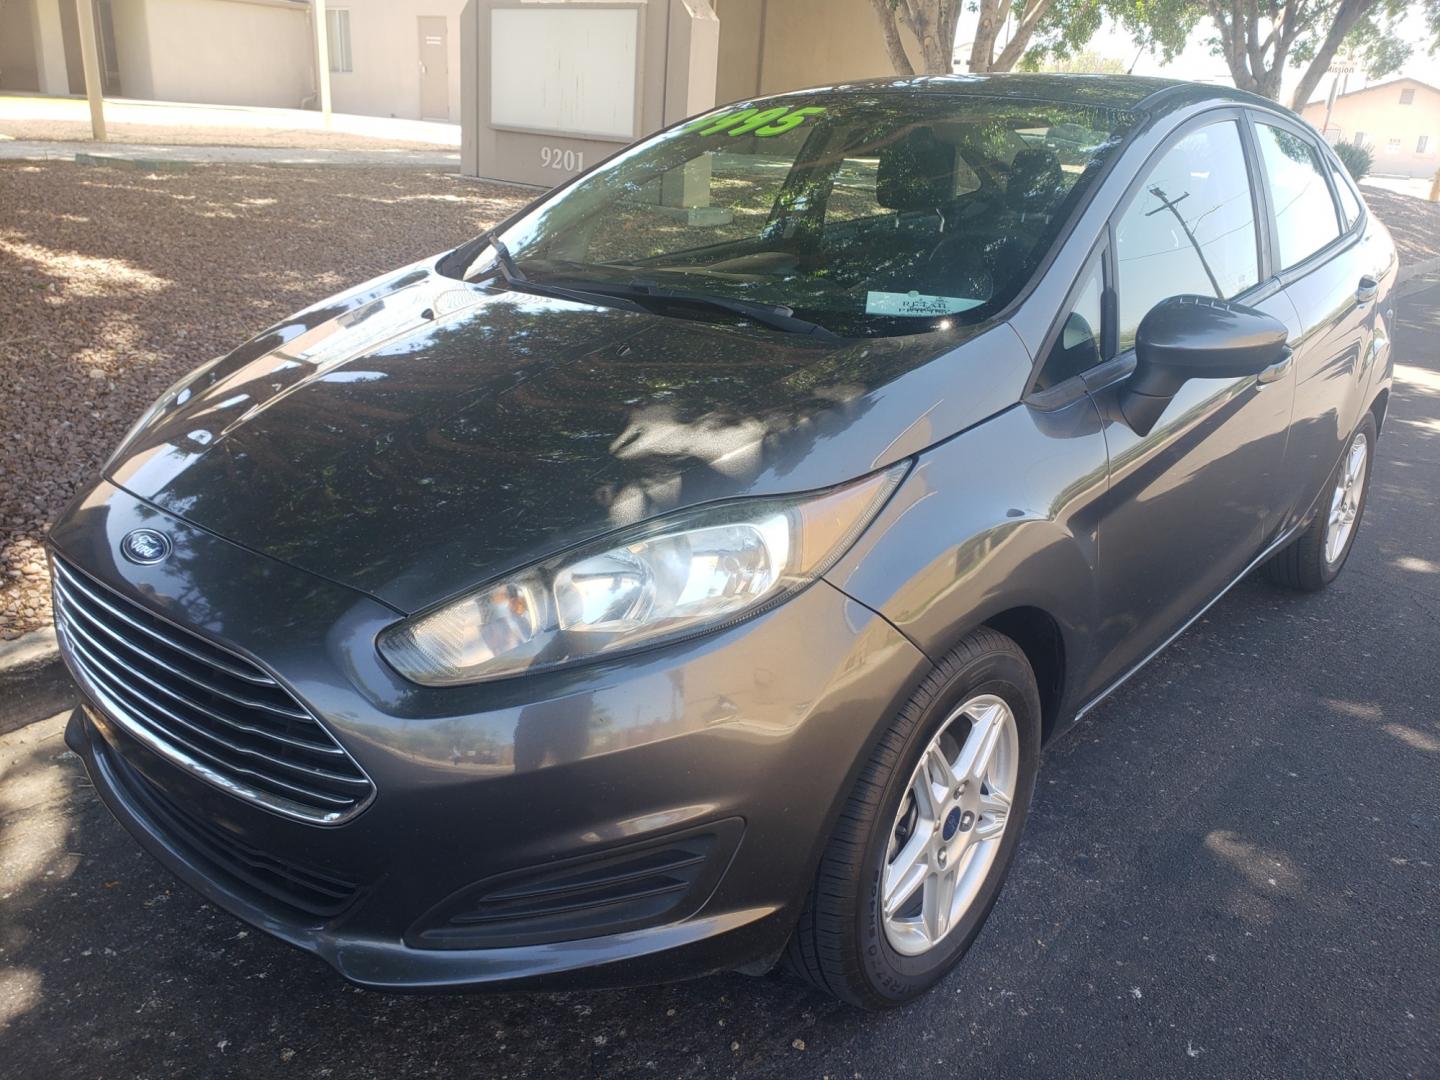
[120,528,171,565]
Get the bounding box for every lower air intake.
[409,818,743,949]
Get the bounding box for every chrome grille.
[52,556,373,824]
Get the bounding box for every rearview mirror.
[1122,295,1289,436]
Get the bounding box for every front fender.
[825,395,1110,729]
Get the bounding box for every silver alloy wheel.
[881,694,1020,957]
[1325,432,1369,565]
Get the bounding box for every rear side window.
[1114,120,1260,350]
[1329,160,1362,227]
[1254,122,1341,268]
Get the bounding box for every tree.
[1101,0,1439,109]
[866,0,965,74]
[868,0,1114,75]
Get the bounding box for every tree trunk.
[869,0,917,76]
[992,0,1058,71]
[1288,0,1374,110]
[967,0,1006,73]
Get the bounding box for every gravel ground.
[1360,186,1440,265]
[0,161,530,639]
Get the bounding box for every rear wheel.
[1263,413,1376,591]
[784,628,1040,1008]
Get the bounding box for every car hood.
[108,260,1030,613]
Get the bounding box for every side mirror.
[1122,295,1289,436]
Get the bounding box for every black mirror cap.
[1123,295,1290,435]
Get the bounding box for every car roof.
[764,73,1289,119]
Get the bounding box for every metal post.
[1321,73,1340,138]
[74,0,106,142]
[313,0,333,127]
[1429,168,1439,203]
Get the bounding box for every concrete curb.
[0,626,75,737]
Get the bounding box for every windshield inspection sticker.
[865,291,985,317]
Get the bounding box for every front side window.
[463,95,1137,337]
[1255,122,1341,269]
[1114,120,1260,350]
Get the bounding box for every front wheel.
[1263,412,1377,591]
[784,628,1040,1008]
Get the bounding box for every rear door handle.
[1256,349,1292,387]
[1355,275,1379,304]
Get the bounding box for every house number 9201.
[540,147,584,172]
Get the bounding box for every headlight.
[102,356,224,474]
[378,464,907,685]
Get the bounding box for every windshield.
[460,93,1137,338]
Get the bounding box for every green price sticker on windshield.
[686,105,826,138]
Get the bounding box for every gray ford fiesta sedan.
[51,74,1395,1008]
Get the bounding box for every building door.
[418,17,449,120]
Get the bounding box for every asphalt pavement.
[2,286,1436,1079]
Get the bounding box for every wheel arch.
[1370,386,1390,433]
[982,606,1066,745]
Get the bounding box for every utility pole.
[1321,56,1354,140]
[1145,186,1223,299]
[74,0,106,141]
[313,0,333,127]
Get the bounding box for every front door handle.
[1256,349,1292,387]
[1355,275,1379,305]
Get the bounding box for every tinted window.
[1255,122,1341,268]
[1035,256,1103,390]
[1329,161,1362,227]
[1114,121,1260,350]
[463,96,1137,337]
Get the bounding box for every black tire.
[1263,412,1377,592]
[783,628,1041,1009]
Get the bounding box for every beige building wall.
[0,0,72,94]
[327,0,466,120]
[108,0,312,108]
[1303,77,1440,179]
[712,0,917,104]
[0,0,42,92]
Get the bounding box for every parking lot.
[0,159,1436,1077]
[0,148,1434,1077]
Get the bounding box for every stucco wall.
[111,0,312,108]
[0,0,41,92]
[327,0,466,120]
[712,0,917,103]
[1303,78,1440,179]
[108,0,155,100]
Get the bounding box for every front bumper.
[53,481,928,991]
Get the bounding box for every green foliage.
[1030,0,1200,68]
[1333,140,1374,181]
[1082,0,1438,105]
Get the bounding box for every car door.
[1076,112,1301,699]
[1248,115,1377,534]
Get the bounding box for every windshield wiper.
[458,232,646,314]
[533,277,841,339]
